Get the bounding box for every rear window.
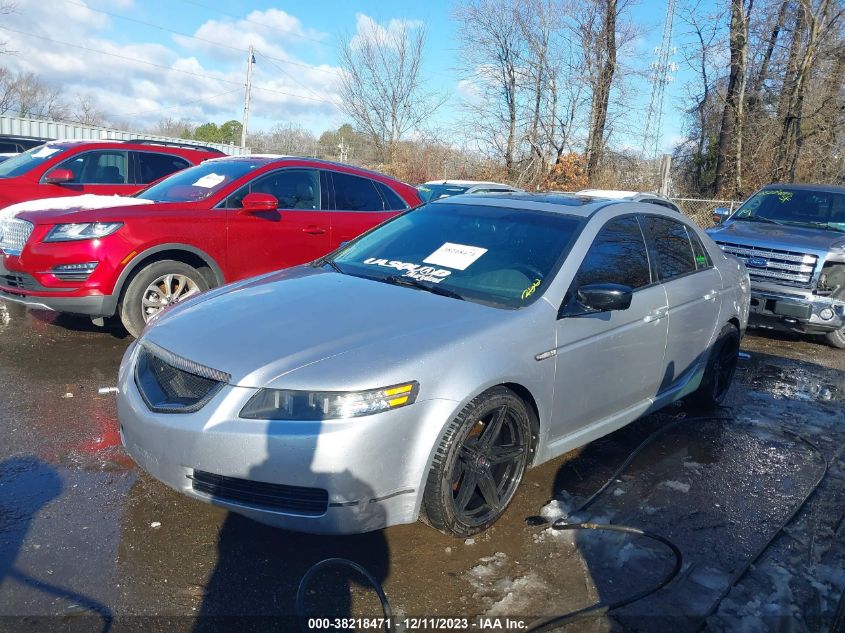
[333,172,385,211]
[375,181,409,210]
[0,144,68,178]
[136,152,191,184]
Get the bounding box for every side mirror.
[240,192,278,213]
[712,207,731,223]
[576,283,633,312]
[44,168,74,185]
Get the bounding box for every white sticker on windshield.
[192,173,226,188]
[32,147,60,158]
[423,243,487,270]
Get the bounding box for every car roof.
[429,191,634,217]
[204,154,409,182]
[422,180,516,188]
[760,183,845,194]
[43,139,223,154]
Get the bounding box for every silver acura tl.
[117,193,750,536]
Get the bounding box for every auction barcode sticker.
[423,243,488,270]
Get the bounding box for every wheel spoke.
[454,470,478,513]
[487,444,525,465]
[477,470,501,511]
[479,406,507,451]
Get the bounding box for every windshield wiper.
[315,258,343,274]
[383,275,465,300]
[739,215,785,226]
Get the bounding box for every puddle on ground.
[741,363,842,402]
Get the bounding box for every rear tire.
[421,387,532,537]
[119,260,209,338]
[688,323,740,409]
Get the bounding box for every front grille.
[134,342,230,413]
[190,470,329,516]
[715,241,819,288]
[0,219,34,255]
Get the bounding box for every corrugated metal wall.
[0,115,250,155]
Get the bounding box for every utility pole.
[641,0,677,165]
[337,136,349,162]
[241,45,255,148]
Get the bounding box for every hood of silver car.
[141,266,506,388]
[707,220,845,252]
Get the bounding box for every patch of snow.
[613,487,626,496]
[691,566,731,591]
[485,573,549,616]
[660,480,691,493]
[0,194,153,219]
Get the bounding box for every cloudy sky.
[1,0,709,151]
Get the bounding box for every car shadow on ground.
[26,310,130,339]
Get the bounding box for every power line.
[120,88,241,118]
[254,50,341,107]
[0,25,336,104]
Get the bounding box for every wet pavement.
[0,301,843,632]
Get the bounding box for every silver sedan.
[117,193,750,536]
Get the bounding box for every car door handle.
[703,290,718,302]
[644,307,668,323]
[302,226,327,235]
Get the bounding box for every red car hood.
[8,195,202,224]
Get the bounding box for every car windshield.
[135,160,260,202]
[732,188,845,233]
[417,184,470,202]
[0,144,67,178]
[327,202,583,308]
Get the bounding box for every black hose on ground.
[296,557,394,633]
[294,412,830,632]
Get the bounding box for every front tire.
[421,387,532,537]
[119,260,209,338]
[688,323,740,409]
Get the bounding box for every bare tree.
[583,0,618,179]
[70,93,107,126]
[454,0,525,176]
[338,19,443,165]
[714,0,752,196]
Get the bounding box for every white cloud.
[350,14,424,51]
[1,0,343,134]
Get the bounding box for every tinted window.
[58,150,128,184]
[135,152,190,184]
[643,215,697,280]
[568,216,651,301]
[417,183,469,201]
[226,169,320,209]
[688,229,713,269]
[334,172,385,211]
[330,203,583,308]
[375,180,408,210]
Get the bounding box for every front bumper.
[748,287,845,334]
[0,285,117,316]
[117,344,459,534]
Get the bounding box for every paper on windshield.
[423,243,487,270]
[192,173,226,188]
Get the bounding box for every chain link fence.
[670,198,742,228]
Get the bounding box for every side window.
[333,172,385,211]
[135,152,190,184]
[230,169,320,210]
[375,180,409,210]
[565,216,652,307]
[688,228,713,269]
[643,215,697,280]
[56,151,128,184]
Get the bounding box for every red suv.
[0,156,420,336]
[0,139,223,209]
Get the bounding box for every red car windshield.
[0,144,68,178]
[136,160,261,202]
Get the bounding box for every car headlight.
[239,381,419,420]
[44,222,123,242]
